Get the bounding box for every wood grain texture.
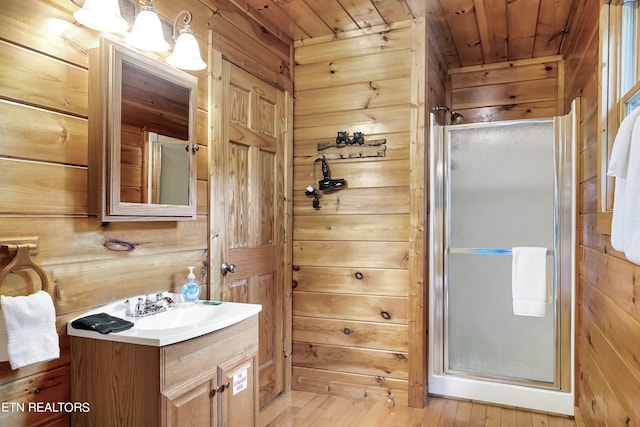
[292,214,409,242]
[407,18,428,407]
[292,317,409,351]
[71,315,259,426]
[292,342,409,379]
[229,0,577,72]
[0,40,87,117]
[291,21,436,408]
[0,365,70,426]
[0,0,295,420]
[0,0,626,423]
[219,61,289,407]
[71,339,161,427]
[289,368,409,405]
[0,100,87,166]
[293,241,409,269]
[450,57,564,122]
[293,292,408,324]
[575,23,640,425]
[0,158,87,214]
[260,390,586,426]
[293,266,409,296]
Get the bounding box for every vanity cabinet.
[70,315,259,427]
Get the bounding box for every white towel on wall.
[607,107,640,264]
[0,291,59,370]
[512,247,548,317]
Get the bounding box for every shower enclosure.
[428,110,575,415]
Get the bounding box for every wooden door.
[163,378,216,427]
[212,60,289,406]
[218,353,258,427]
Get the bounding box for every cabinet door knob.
[211,381,231,397]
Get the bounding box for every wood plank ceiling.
[230,0,579,69]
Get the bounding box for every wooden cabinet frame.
[88,37,199,222]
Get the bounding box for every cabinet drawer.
[162,315,258,390]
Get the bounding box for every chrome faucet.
[152,294,174,309]
[125,293,174,317]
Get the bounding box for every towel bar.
[0,244,49,297]
[448,248,554,256]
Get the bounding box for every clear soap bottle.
[181,266,200,303]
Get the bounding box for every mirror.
[145,132,190,205]
[88,37,198,221]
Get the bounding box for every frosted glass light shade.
[167,28,206,71]
[125,5,170,52]
[73,0,128,33]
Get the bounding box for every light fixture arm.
[173,10,194,41]
[166,8,206,70]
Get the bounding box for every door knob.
[221,262,236,275]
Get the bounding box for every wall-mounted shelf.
[317,138,387,160]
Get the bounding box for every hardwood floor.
[259,390,585,427]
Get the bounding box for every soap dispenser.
[182,266,200,303]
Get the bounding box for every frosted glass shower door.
[445,120,556,385]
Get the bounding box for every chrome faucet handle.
[124,299,133,316]
[135,297,146,315]
[157,295,174,308]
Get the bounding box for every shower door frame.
[427,111,576,415]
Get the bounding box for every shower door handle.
[448,248,553,256]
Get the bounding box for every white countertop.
[67,297,261,347]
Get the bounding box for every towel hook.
[0,244,49,295]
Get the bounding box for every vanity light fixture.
[73,0,128,34]
[166,10,207,71]
[125,0,170,52]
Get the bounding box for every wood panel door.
[218,353,258,427]
[212,60,289,407]
[164,378,216,427]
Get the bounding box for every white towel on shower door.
[511,247,548,317]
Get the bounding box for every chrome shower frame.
[427,106,576,415]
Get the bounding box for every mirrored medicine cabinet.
[88,37,198,221]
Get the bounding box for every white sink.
[134,303,233,330]
[67,295,261,346]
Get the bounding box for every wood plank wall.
[576,69,640,427]
[291,19,447,407]
[0,1,292,425]
[449,56,564,123]
[4,0,636,424]
[568,2,640,426]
